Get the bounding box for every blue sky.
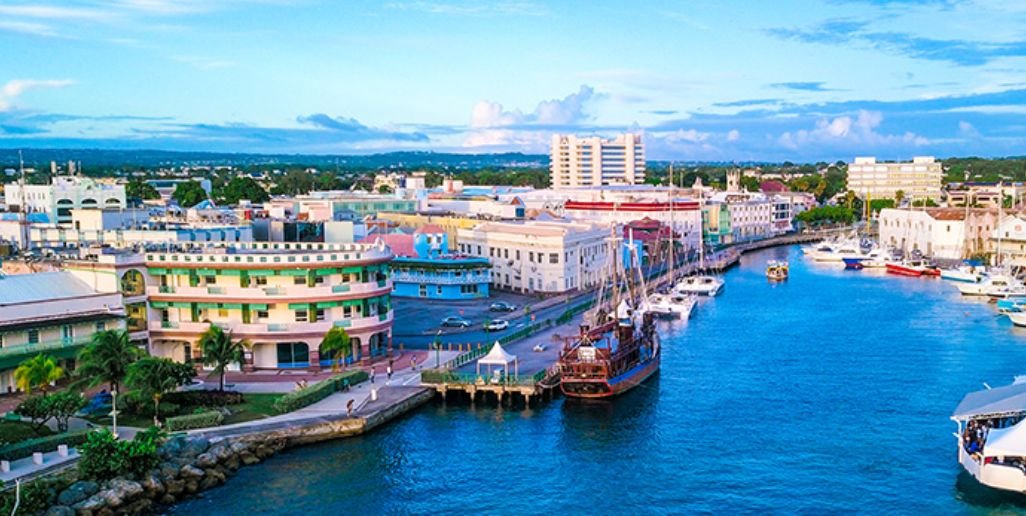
[2,0,1026,161]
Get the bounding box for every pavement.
[454,312,583,377]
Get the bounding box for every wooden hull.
[560,353,660,399]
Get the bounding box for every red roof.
[414,224,445,235]
[760,180,788,193]
[359,233,415,257]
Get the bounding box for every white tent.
[985,419,1026,457]
[477,341,518,385]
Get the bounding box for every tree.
[75,329,143,394]
[316,171,344,191]
[198,325,247,392]
[844,190,856,210]
[894,189,906,207]
[126,357,195,423]
[172,180,208,207]
[320,327,352,372]
[45,391,86,432]
[220,176,269,205]
[15,396,51,433]
[14,354,64,394]
[125,179,159,201]
[377,184,393,194]
[273,170,315,196]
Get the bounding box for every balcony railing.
[146,281,391,299]
[390,272,491,285]
[0,337,91,359]
[149,312,393,336]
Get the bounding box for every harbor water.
[174,245,1026,513]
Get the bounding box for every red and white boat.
[886,259,940,277]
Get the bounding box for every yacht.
[643,292,697,320]
[956,274,1023,298]
[885,259,940,277]
[842,247,890,270]
[675,275,725,296]
[940,263,985,283]
[952,378,1026,494]
[806,240,862,262]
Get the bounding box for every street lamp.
[434,330,442,368]
[110,389,119,439]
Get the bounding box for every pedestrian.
[346,399,354,418]
[387,364,393,381]
[411,356,417,371]
[371,365,376,383]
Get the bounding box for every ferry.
[952,378,1026,494]
[766,260,788,281]
[558,234,661,399]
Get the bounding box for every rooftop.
[0,272,99,305]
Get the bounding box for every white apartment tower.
[846,156,943,202]
[550,133,645,189]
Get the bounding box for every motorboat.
[952,378,1026,494]
[675,275,724,296]
[957,274,1024,298]
[941,263,985,283]
[996,297,1026,313]
[1008,311,1026,326]
[806,240,863,262]
[766,260,789,281]
[885,259,940,277]
[842,247,890,270]
[643,292,697,319]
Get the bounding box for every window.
[314,275,325,285]
[315,309,326,322]
[28,329,39,345]
[256,310,269,319]
[436,285,443,295]
[218,308,229,318]
[504,249,509,259]
[95,321,106,332]
[255,276,268,286]
[295,309,309,322]
[294,276,306,285]
[61,325,73,343]
[490,248,494,257]
[549,253,558,264]
[183,343,193,364]
[477,245,482,255]
[204,275,216,285]
[516,250,520,260]
[529,252,534,262]
[419,284,427,297]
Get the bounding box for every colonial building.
[0,271,126,393]
[5,176,126,225]
[457,220,608,294]
[144,241,394,370]
[878,208,999,259]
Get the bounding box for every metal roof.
[952,381,1026,420]
[0,272,100,305]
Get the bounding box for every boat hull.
[561,354,660,399]
[886,263,924,277]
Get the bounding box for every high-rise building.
[550,133,645,189]
[846,156,943,202]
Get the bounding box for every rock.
[97,508,115,516]
[239,451,260,465]
[229,441,249,455]
[199,469,224,490]
[159,436,187,459]
[211,444,233,462]
[107,479,143,502]
[164,479,185,496]
[195,452,217,469]
[180,437,210,458]
[180,464,205,479]
[141,472,165,496]
[223,455,240,471]
[96,490,123,509]
[117,498,152,515]
[44,505,75,516]
[73,493,109,512]
[184,480,199,493]
[159,494,176,505]
[253,444,272,459]
[159,463,180,482]
[57,480,99,506]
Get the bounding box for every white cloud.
[465,85,598,148]
[0,79,75,111]
[727,129,740,142]
[666,129,709,144]
[0,20,60,37]
[959,120,982,138]
[777,110,927,150]
[0,5,113,20]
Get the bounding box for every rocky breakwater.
[47,435,285,515]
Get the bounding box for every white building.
[847,156,943,202]
[708,191,780,242]
[5,176,127,225]
[550,133,645,189]
[456,220,609,294]
[878,208,999,259]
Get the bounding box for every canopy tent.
[985,419,1026,458]
[477,341,518,385]
[952,381,1026,421]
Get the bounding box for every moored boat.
[766,260,789,281]
[643,292,696,320]
[886,259,938,277]
[1007,311,1026,326]
[952,378,1026,494]
[941,264,985,283]
[675,275,724,296]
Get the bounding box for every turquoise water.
[173,245,1026,513]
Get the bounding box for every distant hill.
[0,148,549,170]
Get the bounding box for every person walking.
[371,365,376,383]
[386,364,393,381]
[411,356,417,371]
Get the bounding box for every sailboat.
[644,164,697,319]
[557,230,661,399]
[675,181,725,296]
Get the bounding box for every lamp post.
[110,389,119,439]
[434,330,441,368]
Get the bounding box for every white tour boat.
[956,274,1023,298]
[643,292,697,320]
[675,275,725,296]
[952,378,1026,494]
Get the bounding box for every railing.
[0,337,91,359]
[146,281,390,299]
[421,368,552,387]
[159,285,176,293]
[207,286,226,294]
[263,286,287,295]
[390,272,492,285]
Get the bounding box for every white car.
[484,319,509,331]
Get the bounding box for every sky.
[2,0,1026,162]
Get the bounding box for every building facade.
[457,220,608,294]
[550,133,645,189]
[144,241,394,370]
[366,225,492,300]
[0,271,126,393]
[878,208,999,259]
[847,156,943,202]
[5,176,126,225]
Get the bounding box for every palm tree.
[198,325,248,392]
[895,190,906,207]
[14,354,64,394]
[126,357,195,424]
[74,329,143,394]
[320,327,352,373]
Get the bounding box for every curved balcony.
[146,280,392,303]
[148,311,393,339]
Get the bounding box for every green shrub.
[165,411,224,432]
[0,477,61,515]
[45,391,86,432]
[0,420,51,446]
[0,430,91,461]
[273,370,369,414]
[15,395,50,433]
[164,390,244,407]
[78,429,160,480]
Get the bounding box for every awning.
[196,302,218,309]
[952,381,1026,420]
[280,269,308,277]
[147,268,168,275]
[248,270,275,277]
[150,301,169,309]
[196,268,217,276]
[221,303,243,309]
[316,301,338,309]
[341,266,363,274]
[478,341,516,366]
[314,268,338,276]
[170,268,191,275]
[985,419,1026,457]
[287,302,311,310]
[220,269,243,276]
[247,303,269,310]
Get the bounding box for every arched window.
[120,269,146,297]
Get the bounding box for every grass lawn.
[85,393,284,429]
[0,420,52,444]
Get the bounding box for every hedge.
[165,411,225,432]
[164,390,245,407]
[273,370,369,414]
[0,430,91,461]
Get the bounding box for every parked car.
[489,301,517,312]
[440,316,472,328]
[484,319,509,331]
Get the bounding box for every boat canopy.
[952,381,1026,420]
[984,419,1026,457]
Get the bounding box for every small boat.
[675,275,725,296]
[806,241,863,262]
[1007,311,1026,326]
[885,259,939,277]
[766,260,789,281]
[957,274,1024,298]
[997,297,1026,313]
[643,292,696,320]
[951,378,1026,494]
[941,264,985,283]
